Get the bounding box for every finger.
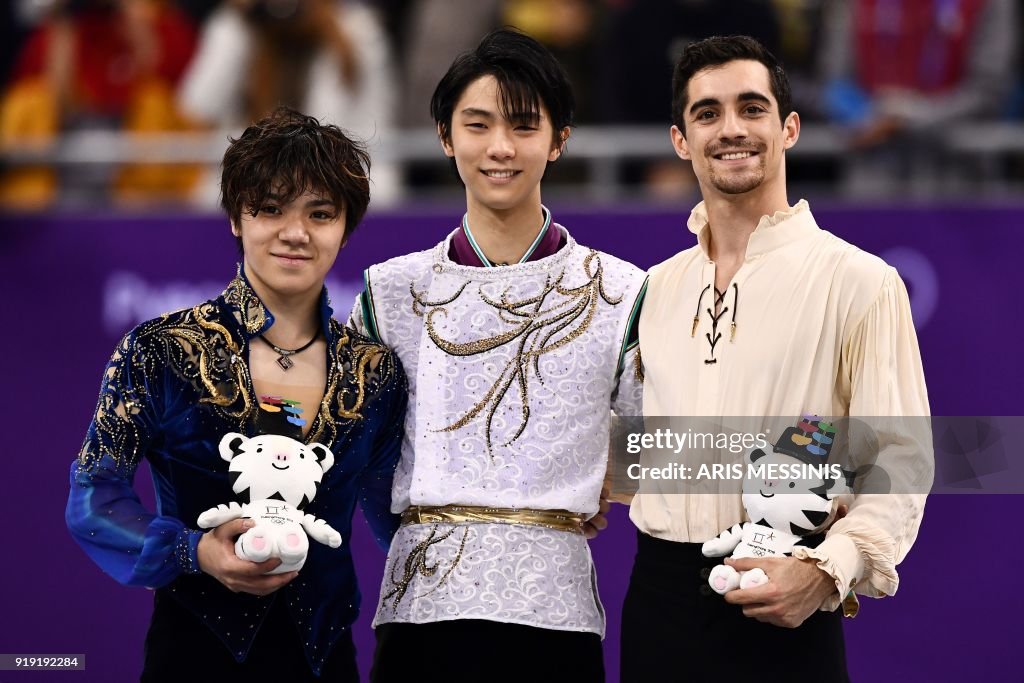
[723,585,773,605]
[581,523,598,540]
[597,497,611,514]
[234,557,284,576]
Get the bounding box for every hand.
[197,519,298,596]
[722,556,835,628]
[581,487,611,540]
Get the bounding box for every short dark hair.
[220,107,371,244]
[431,28,575,151]
[671,35,792,134]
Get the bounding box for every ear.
[308,443,335,473]
[548,127,571,162]
[749,448,767,463]
[438,123,454,158]
[670,125,690,160]
[782,111,801,151]
[230,219,241,237]
[219,433,247,462]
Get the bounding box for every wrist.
[175,528,204,575]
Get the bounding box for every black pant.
[141,591,358,682]
[373,619,605,683]
[621,532,849,683]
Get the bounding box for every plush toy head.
[218,433,334,509]
[741,448,846,536]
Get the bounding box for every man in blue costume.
[66,107,406,682]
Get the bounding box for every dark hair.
[220,107,371,245]
[671,35,792,134]
[430,28,575,151]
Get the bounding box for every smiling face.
[441,75,567,214]
[232,188,346,302]
[671,60,799,199]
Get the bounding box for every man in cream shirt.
[619,36,932,682]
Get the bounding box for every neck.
[243,264,321,346]
[701,181,790,262]
[464,191,547,265]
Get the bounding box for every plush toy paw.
[708,564,740,594]
[277,531,310,565]
[739,567,769,590]
[236,528,273,563]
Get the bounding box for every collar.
[687,199,818,259]
[221,264,335,342]
[450,205,559,267]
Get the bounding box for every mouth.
[480,169,521,183]
[272,463,290,470]
[713,151,758,162]
[759,490,775,498]
[273,254,311,265]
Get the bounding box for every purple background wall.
[1,203,1021,681]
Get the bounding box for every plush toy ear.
[308,443,335,473]
[219,433,247,462]
[749,448,768,463]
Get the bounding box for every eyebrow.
[460,108,495,119]
[265,193,337,209]
[688,91,773,115]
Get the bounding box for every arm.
[791,268,933,615]
[357,347,407,550]
[66,330,203,588]
[607,282,646,505]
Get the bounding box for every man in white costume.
[350,29,646,683]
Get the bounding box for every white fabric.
[631,200,933,611]
[352,225,646,634]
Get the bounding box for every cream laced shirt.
[630,200,933,613]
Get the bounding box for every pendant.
[276,354,294,371]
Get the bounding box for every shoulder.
[330,320,406,397]
[647,245,703,288]
[816,229,894,303]
[365,247,437,282]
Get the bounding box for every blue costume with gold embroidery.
[66,273,406,675]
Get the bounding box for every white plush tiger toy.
[197,432,342,574]
[701,447,849,594]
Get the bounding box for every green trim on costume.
[360,269,381,343]
[462,205,552,267]
[616,277,648,377]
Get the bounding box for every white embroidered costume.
[351,224,646,635]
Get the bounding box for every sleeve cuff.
[174,527,204,575]
[792,533,863,617]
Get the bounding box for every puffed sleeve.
[66,330,203,588]
[792,268,933,615]
[357,348,407,550]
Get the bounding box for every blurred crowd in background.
[1,0,1021,211]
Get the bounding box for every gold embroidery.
[413,251,623,453]
[382,525,470,610]
[223,273,269,335]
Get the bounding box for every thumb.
[725,556,765,571]
[215,517,254,539]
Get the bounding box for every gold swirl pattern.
[411,251,623,453]
[382,524,470,610]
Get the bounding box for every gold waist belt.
[400,505,585,534]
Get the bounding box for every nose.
[719,109,748,140]
[487,127,515,160]
[275,452,290,462]
[279,218,310,244]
